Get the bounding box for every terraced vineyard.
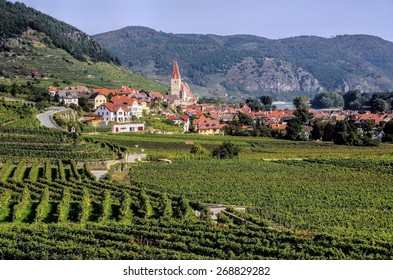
[0,130,120,162]
[0,159,392,260]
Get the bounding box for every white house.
[95,102,131,124]
[111,96,143,119]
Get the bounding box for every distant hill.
[0,1,166,92]
[94,26,393,101]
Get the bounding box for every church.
[170,61,198,105]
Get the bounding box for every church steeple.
[171,61,181,80]
[171,61,182,96]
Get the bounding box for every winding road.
[36,107,68,128]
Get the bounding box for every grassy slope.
[0,41,168,92]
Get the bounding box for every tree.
[254,118,272,137]
[294,106,313,125]
[333,120,362,146]
[361,120,375,135]
[369,92,393,113]
[285,118,302,140]
[383,120,393,142]
[311,92,344,109]
[78,98,94,112]
[260,96,273,110]
[323,122,335,141]
[190,143,209,156]
[212,141,240,159]
[236,112,254,126]
[293,96,309,109]
[311,120,325,140]
[245,98,261,111]
[371,98,390,113]
[343,90,369,110]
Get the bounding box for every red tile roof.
[357,114,381,124]
[111,96,140,106]
[198,118,221,130]
[99,102,130,113]
[116,86,137,95]
[151,92,164,99]
[93,88,116,96]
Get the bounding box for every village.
[48,62,393,139]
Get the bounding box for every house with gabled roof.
[48,86,58,96]
[111,96,143,118]
[56,90,79,106]
[193,114,225,135]
[95,102,131,123]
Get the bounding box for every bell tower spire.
[171,61,181,97]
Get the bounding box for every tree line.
[311,90,393,113]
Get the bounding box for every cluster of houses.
[48,62,200,133]
[164,104,393,135]
[48,62,393,135]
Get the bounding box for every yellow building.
[88,93,107,109]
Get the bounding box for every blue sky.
[9,0,393,41]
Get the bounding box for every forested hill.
[94,26,393,100]
[0,0,119,64]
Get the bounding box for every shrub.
[212,141,240,159]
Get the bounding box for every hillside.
[94,26,393,100]
[0,1,166,92]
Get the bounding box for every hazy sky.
[9,0,393,41]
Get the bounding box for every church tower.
[171,61,181,97]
